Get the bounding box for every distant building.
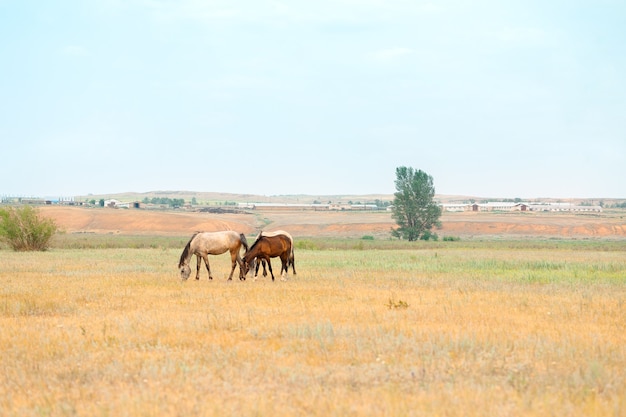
[350,204,379,210]
[440,202,602,213]
[237,202,331,211]
[528,203,602,212]
[237,202,385,211]
[104,199,130,209]
[20,198,47,205]
[441,204,470,212]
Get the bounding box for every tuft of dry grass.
[1,242,625,416]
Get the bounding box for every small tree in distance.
[391,166,442,241]
[0,206,58,251]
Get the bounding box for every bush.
[0,206,58,251]
[295,239,321,250]
[420,230,439,241]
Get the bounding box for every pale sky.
[1,1,625,199]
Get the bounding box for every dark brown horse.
[178,231,248,281]
[241,234,292,281]
[250,230,296,278]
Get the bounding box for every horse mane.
[239,233,249,252]
[178,232,200,268]
[249,233,264,252]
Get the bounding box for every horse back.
[259,230,294,257]
[272,234,291,256]
[193,231,242,255]
[248,234,290,258]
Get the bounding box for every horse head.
[240,256,252,276]
[248,258,257,276]
[180,264,192,281]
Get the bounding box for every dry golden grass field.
[1,206,625,416]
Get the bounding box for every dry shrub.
[0,205,58,251]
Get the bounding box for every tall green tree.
[391,166,442,241]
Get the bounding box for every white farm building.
[441,202,602,213]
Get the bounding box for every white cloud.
[492,26,553,47]
[62,45,89,57]
[371,46,413,61]
[134,0,256,23]
[122,0,446,25]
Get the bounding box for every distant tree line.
[345,200,391,207]
[141,197,185,207]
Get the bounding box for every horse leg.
[204,258,212,280]
[254,258,261,278]
[280,254,289,281]
[202,254,213,280]
[253,259,267,277]
[265,258,275,281]
[226,250,237,281]
[290,254,297,275]
[236,253,245,281]
[195,254,202,280]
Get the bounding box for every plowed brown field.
[39,206,626,239]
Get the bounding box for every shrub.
[386,297,409,310]
[420,230,439,241]
[0,206,58,251]
[295,239,321,251]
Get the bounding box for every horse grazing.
[250,230,296,278]
[178,231,249,281]
[242,234,292,281]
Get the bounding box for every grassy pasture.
[1,237,625,416]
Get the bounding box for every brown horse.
[250,230,296,278]
[178,231,248,281]
[241,234,292,281]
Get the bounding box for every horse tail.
[179,232,199,268]
[239,233,249,252]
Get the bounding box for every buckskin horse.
[241,234,292,281]
[250,230,296,278]
[178,231,248,281]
